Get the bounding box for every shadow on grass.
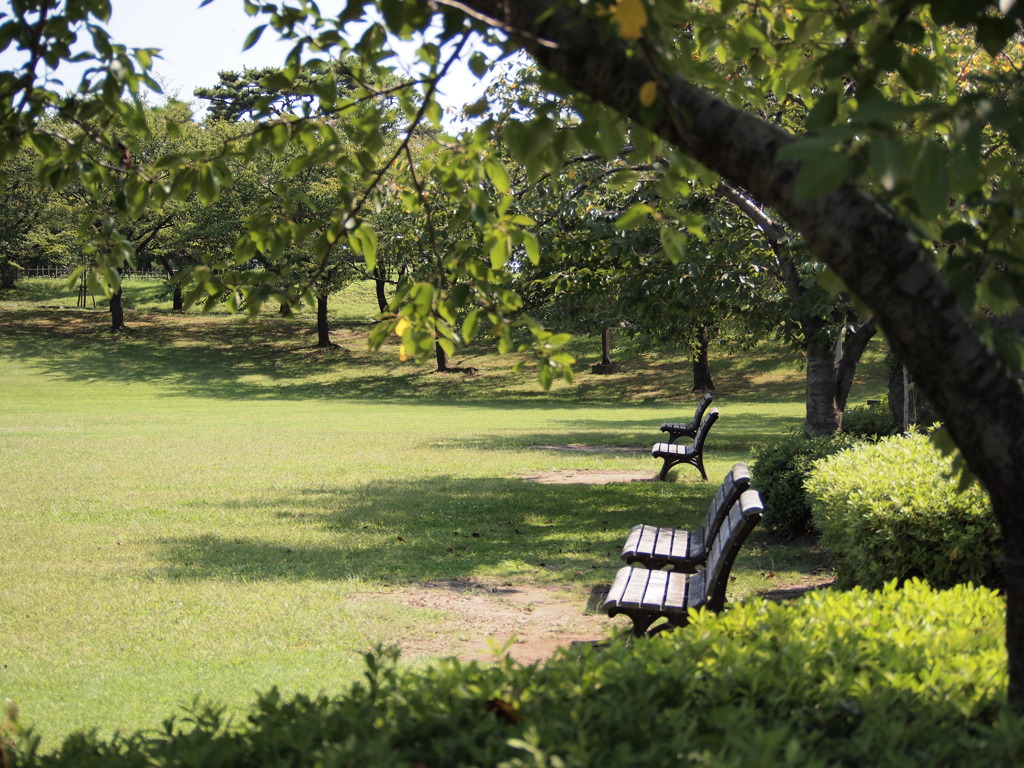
[153,476,707,585]
[0,306,815,406]
[151,470,821,590]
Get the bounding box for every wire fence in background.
[19,266,168,280]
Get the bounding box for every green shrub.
[751,431,858,537]
[842,396,897,439]
[807,432,1001,590]
[6,581,1018,768]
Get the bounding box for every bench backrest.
[691,392,714,427]
[692,408,719,452]
[702,489,763,612]
[702,462,751,544]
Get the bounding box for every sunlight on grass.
[0,278,886,747]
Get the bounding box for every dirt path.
[378,464,833,665]
[381,578,617,664]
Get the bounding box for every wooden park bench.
[602,489,764,636]
[651,408,718,481]
[660,392,714,443]
[620,462,750,572]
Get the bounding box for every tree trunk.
[691,324,714,392]
[159,262,184,312]
[805,337,842,436]
[435,341,449,372]
[601,325,613,365]
[109,287,125,332]
[888,360,938,429]
[835,319,877,413]
[316,293,334,348]
[0,262,17,290]
[466,0,1024,706]
[374,263,389,313]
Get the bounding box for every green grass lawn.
[0,278,888,748]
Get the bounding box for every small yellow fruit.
[614,0,648,40]
[639,80,658,107]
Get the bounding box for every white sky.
[102,0,295,102]
[78,0,489,112]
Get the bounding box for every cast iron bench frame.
[651,408,718,481]
[603,489,764,636]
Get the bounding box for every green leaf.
[27,132,59,156]
[521,231,541,266]
[615,203,655,229]
[463,97,489,118]
[975,16,1018,56]
[489,234,509,269]
[794,151,850,201]
[197,165,219,204]
[660,226,687,264]
[912,140,949,220]
[242,24,266,51]
[868,137,910,192]
[468,52,488,78]
[485,159,510,194]
[805,91,839,130]
[463,309,481,342]
[991,328,1024,373]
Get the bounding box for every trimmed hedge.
[807,432,1001,590]
[751,431,858,537]
[6,581,1019,768]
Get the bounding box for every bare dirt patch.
[380,579,619,664]
[519,469,655,484]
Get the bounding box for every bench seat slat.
[637,524,658,555]
[640,570,670,610]
[663,571,689,611]
[652,527,680,558]
[619,568,650,608]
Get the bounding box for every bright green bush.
[751,431,858,537]
[807,433,1001,590]
[7,581,1019,768]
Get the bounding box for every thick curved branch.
[456,0,1024,504]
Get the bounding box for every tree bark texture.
[316,293,333,348]
[691,324,714,392]
[456,0,1024,706]
[374,264,389,313]
[836,320,877,413]
[805,337,842,436]
[435,341,449,372]
[109,287,125,332]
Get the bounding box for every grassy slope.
[0,278,888,746]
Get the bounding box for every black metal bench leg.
[629,614,657,637]
[657,457,675,481]
[694,456,708,481]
